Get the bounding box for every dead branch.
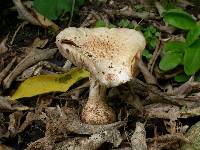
[137,59,157,85]
[3,48,57,89]
[172,76,200,96]
[0,57,16,84]
[148,40,161,74]
[13,0,39,25]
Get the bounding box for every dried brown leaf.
[55,129,122,150]
[0,36,8,55]
[0,144,14,150]
[3,48,57,89]
[30,37,48,49]
[131,122,147,150]
[13,0,59,31]
[8,111,23,136]
[0,96,12,110]
[144,103,181,121]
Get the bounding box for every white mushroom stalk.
[81,76,116,124]
[56,27,146,125]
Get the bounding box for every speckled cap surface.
[56,27,146,87]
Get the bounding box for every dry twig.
[148,40,161,74]
[172,76,200,97]
[3,48,57,89]
[13,0,59,30]
[0,35,8,55]
[0,57,16,84]
[10,21,28,45]
[103,6,159,20]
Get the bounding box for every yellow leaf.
[11,68,89,100]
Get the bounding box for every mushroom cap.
[56,27,146,87]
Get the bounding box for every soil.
[1,0,200,150]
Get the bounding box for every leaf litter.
[1,0,200,149]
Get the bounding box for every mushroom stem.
[81,76,116,125]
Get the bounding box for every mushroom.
[56,27,146,125]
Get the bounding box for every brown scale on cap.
[80,37,118,59]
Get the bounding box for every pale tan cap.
[56,27,146,87]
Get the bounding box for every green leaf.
[163,41,186,53]
[174,73,190,82]
[163,9,196,30]
[186,25,200,46]
[195,72,200,82]
[161,1,176,10]
[34,0,55,20]
[33,0,85,20]
[118,19,130,28]
[142,49,152,61]
[149,25,157,33]
[159,53,183,71]
[57,0,72,13]
[76,0,85,6]
[144,30,152,38]
[134,4,144,12]
[155,32,161,37]
[33,0,71,20]
[184,40,200,75]
[149,37,158,49]
[95,20,106,27]
[11,68,89,100]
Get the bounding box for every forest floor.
[1,0,200,150]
